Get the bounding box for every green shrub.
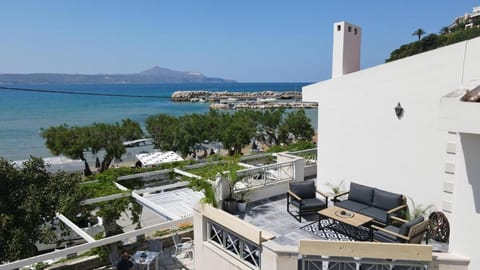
[386,28,480,62]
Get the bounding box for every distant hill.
[0,66,236,84]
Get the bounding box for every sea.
[0,82,316,161]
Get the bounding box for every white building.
[191,23,479,270]
[304,31,480,269]
[449,6,480,30]
[12,156,84,174]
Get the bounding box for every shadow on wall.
[460,133,480,213]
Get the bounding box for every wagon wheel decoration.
[428,212,450,243]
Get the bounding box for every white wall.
[304,37,480,269]
[450,133,480,269]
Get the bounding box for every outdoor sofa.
[333,182,406,225]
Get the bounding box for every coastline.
[0,83,316,160]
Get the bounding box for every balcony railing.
[235,161,295,190]
[300,256,428,270]
[207,219,261,269]
[298,240,432,270]
[288,148,317,165]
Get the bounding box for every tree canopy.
[279,109,315,142]
[0,157,86,262]
[387,27,480,62]
[41,119,144,173]
[146,109,314,156]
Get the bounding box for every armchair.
[372,216,429,244]
[287,181,328,222]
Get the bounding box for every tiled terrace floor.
[238,194,319,246]
[238,195,449,252]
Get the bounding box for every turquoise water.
[0,83,316,160]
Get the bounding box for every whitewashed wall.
[304,37,480,269]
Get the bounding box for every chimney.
[332,21,361,78]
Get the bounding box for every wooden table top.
[318,206,373,227]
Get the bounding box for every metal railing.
[207,219,261,269]
[298,240,431,270]
[289,148,317,165]
[234,161,295,190]
[299,256,428,270]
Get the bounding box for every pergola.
[0,181,200,270]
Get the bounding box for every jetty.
[171,90,302,102]
[171,90,316,110]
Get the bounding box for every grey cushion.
[373,225,401,243]
[335,200,370,212]
[372,188,403,211]
[398,216,424,236]
[360,207,388,224]
[290,181,315,199]
[348,182,374,206]
[291,198,326,211]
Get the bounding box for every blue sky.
[0,1,478,82]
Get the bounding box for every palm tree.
[412,28,426,40]
[439,26,449,35]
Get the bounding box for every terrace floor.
[238,195,449,252]
[238,194,320,246]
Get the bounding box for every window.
[337,25,341,31]
[354,28,358,35]
[348,26,352,32]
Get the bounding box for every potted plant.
[223,175,238,214]
[326,180,345,202]
[223,157,241,214]
[236,189,250,212]
[407,197,434,220]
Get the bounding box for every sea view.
[0,82,316,161]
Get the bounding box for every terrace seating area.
[239,187,446,252]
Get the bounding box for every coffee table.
[132,250,160,270]
[317,206,373,241]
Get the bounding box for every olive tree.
[0,157,86,262]
[41,119,144,173]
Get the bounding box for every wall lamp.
[395,102,404,119]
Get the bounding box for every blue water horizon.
[0,82,317,161]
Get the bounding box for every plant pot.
[237,200,247,212]
[223,198,238,214]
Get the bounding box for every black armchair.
[372,216,429,244]
[287,181,328,222]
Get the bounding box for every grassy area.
[266,141,316,153]
[187,161,245,180]
[81,180,124,198]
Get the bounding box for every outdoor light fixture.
[395,102,404,119]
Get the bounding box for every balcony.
[440,85,480,134]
